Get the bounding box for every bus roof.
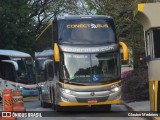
[35,49,53,58]
[57,15,113,20]
[36,15,113,40]
[0,50,31,58]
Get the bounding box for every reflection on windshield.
[12,57,35,84]
[60,53,120,84]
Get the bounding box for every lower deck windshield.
[11,57,35,84]
[60,52,120,85]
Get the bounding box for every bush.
[121,68,149,102]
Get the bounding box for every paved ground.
[1,97,160,120]
[125,101,160,120]
[125,101,150,111]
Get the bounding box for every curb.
[123,102,154,120]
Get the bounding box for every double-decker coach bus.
[0,50,38,100]
[35,15,128,111]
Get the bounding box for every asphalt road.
[0,97,145,120]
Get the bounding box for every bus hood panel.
[58,80,121,92]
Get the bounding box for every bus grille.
[76,96,108,103]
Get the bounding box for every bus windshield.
[58,19,116,45]
[60,52,120,85]
[11,57,35,84]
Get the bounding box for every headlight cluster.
[19,86,23,89]
[61,88,73,94]
[62,89,71,94]
[111,87,120,92]
[64,89,71,94]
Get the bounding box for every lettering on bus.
[67,24,109,28]
[66,54,88,59]
[60,45,117,53]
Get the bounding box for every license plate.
[88,99,98,103]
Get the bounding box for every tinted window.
[60,52,120,85]
[1,62,16,82]
[47,62,54,81]
[58,19,117,45]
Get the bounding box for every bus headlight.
[19,86,23,89]
[61,89,71,94]
[63,89,71,94]
[111,87,120,92]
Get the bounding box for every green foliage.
[122,69,149,102]
[0,0,36,54]
[0,0,82,55]
[0,0,156,56]
[84,0,155,69]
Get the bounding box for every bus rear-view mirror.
[119,42,129,61]
[54,43,60,62]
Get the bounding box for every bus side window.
[35,60,41,83]
[46,62,54,81]
[1,62,16,82]
[17,60,26,75]
[45,61,54,81]
[0,70,2,78]
[44,65,48,82]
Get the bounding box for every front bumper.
[57,80,122,106]
[59,100,123,106]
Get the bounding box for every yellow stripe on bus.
[59,80,122,88]
[155,80,158,112]
[59,100,123,106]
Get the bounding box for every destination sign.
[59,44,118,53]
[67,23,108,28]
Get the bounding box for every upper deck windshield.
[58,19,117,45]
[11,57,35,84]
[60,52,120,85]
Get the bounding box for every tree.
[0,0,35,53]
[0,0,84,54]
[84,0,154,69]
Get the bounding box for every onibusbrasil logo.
[2,112,42,118]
